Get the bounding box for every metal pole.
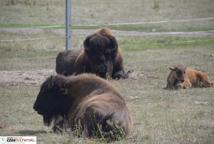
[65,0,72,50]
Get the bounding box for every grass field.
[0,0,214,32]
[0,0,214,143]
[0,31,214,144]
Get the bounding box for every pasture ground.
[0,31,214,144]
[0,0,214,32]
[0,0,214,143]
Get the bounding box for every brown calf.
[166,65,213,89]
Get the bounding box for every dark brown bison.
[33,74,132,140]
[56,49,80,76]
[55,28,128,79]
[165,64,213,89]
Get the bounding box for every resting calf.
[166,65,213,89]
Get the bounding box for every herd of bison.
[33,28,213,141]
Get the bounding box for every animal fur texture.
[166,64,213,89]
[55,28,128,79]
[33,74,132,140]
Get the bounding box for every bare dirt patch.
[0,69,55,86]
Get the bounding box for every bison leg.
[112,70,129,79]
[200,73,213,87]
[176,80,192,89]
[52,116,69,134]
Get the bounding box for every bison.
[55,28,128,79]
[165,64,213,89]
[33,74,132,140]
[56,49,80,76]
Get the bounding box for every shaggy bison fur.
[55,28,128,79]
[56,49,80,76]
[33,74,132,140]
[166,64,213,89]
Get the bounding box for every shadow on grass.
[17,130,47,135]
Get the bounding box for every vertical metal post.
[65,0,72,50]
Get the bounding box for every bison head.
[33,75,69,126]
[169,65,186,83]
[83,32,118,78]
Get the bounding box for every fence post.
[65,0,72,50]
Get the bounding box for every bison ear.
[53,75,68,88]
[169,66,175,71]
[109,35,118,50]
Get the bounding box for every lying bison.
[56,49,80,76]
[166,64,213,89]
[55,28,128,79]
[33,74,132,140]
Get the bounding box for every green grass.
[0,32,62,70]
[1,31,214,70]
[1,0,214,25]
[0,0,214,32]
[120,37,214,51]
[1,22,214,32]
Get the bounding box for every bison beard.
[55,28,128,79]
[33,74,132,140]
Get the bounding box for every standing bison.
[165,64,213,89]
[33,74,132,140]
[55,28,128,79]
